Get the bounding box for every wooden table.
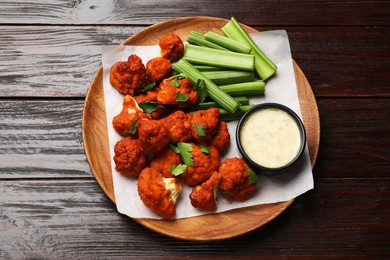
[1,1,389,258]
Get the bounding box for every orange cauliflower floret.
[190,107,220,143]
[207,121,230,153]
[219,157,257,201]
[137,119,169,154]
[160,110,193,144]
[181,143,220,187]
[149,146,181,178]
[159,33,184,61]
[157,77,199,108]
[109,54,147,95]
[190,171,221,211]
[112,95,151,137]
[113,137,146,177]
[137,167,182,219]
[146,57,172,83]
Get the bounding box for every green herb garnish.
[191,122,206,136]
[169,164,188,176]
[177,142,194,166]
[140,82,156,93]
[176,92,189,102]
[200,145,209,155]
[129,117,140,135]
[247,168,259,184]
[195,78,208,103]
[171,78,180,87]
[138,101,163,114]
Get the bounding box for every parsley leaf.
[171,78,180,87]
[140,82,156,93]
[138,101,163,114]
[247,168,259,184]
[176,92,189,102]
[177,142,194,166]
[200,145,209,155]
[195,78,208,103]
[191,122,206,136]
[169,164,187,176]
[169,144,180,154]
[129,117,139,135]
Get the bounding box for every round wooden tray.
[82,16,320,241]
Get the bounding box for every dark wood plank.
[1,98,389,179]
[0,178,388,258]
[315,98,390,177]
[0,26,389,97]
[0,100,90,178]
[0,0,388,26]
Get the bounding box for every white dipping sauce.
[240,107,302,168]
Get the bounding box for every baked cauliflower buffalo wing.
[149,146,181,178]
[160,110,192,144]
[112,95,150,137]
[157,77,199,108]
[146,57,172,83]
[207,121,230,153]
[113,137,146,177]
[137,119,169,154]
[109,54,147,96]
[138,167,182,219]
[190,171,221,211]
[190,107,220,143]
[219,157,257,201]
[181,144,220,187]
[159,33,184,61]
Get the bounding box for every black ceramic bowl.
[236,103,306,175]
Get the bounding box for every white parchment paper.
[102,30,314,219]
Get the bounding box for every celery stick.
[187,31,228,51]
[183,44,255,72]
[219,105,255,122]
[204,31,251,54]
[222,17,277,80]
[202,70,255,85]
[189,96,249,111]
[173,59,240,113]
[193,65,222,71]
[219,81,265,96]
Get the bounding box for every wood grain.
[1,26,388,97]
[0,179,388,258]
[1,98,387,179]
[0,0,388,26]
[82,16,319,240]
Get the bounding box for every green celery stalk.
[193,65,222,71]
[202,70,255,85]
[187,31,228,51]
[219,105,255,122]
[221,17,277,80]
[183,44,255,72]
[204,31,251,54]
[189,96,249,111]
[173,59,240,113]
[219,81,265,96]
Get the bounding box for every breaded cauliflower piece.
[146,57,172,83]
[207,121,230,153]
[137,119,169,154]
[160,110,192,144]
[137,167,182,219]
[149,146,181,178]
[113,137,146,177]
[190,107,220,143]
[109,54,147,95]
[159,33,184,61]
[190,171,221,211]
[219,157,257,201]
[181,143,220,187]
[157,77,199,108]
[112,95,150,137]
